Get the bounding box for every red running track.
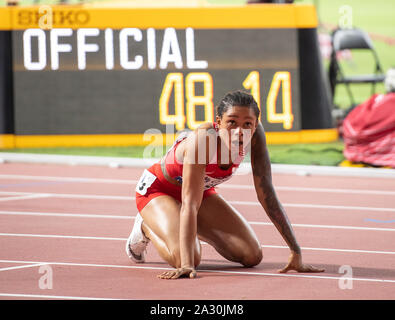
[0,162,394,300]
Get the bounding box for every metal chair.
[328,27,385,107]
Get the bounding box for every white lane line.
[0,210,131,219]
[222,184,395,196]
[1,210,394,232]
[0,232,394,255]
[3,153,395,178]
[0,263,45,272]
[0,194,51,202]
[0,233,126,241]
[0,190,394,213]
[0,206,393,223]
[1,174,395,196]
[285,203,395,212]
[0,259,394,284]
[0,192,30,196]
[0,174,137,184]
[230,200,395,213]
[0,293,120,300]
[261,245,395,255]
[252,222,395,232]
[0,191,131,201]
[199,269,395,283]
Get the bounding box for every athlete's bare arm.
[158,126,213,279]
[251,124,301,253]
[251,124,324,273]
[180,130,207,276]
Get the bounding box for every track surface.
[0,162,394,300]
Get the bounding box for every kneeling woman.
[126,90,324,279]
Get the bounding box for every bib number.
[136,170,157,195]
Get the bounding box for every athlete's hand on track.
[279,252,325,273]
[158,267,197,279]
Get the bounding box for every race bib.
[135,170,157,195]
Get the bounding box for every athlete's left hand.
[279,252,325,273]
[158,267,197,279]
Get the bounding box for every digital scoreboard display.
[1,5,334,147]
[13,26,299,134]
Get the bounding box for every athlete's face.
[216,106,258,153]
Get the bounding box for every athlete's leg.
[197,193,262,267]
[140,195,202,268]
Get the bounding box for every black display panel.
[12,27,301,135]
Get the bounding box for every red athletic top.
[163,123,245,190]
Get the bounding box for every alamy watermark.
[338,265,353,290]
[38,6,53,30]
[141,124,253,167]
[38,264,53,290]
[338,5,353,29]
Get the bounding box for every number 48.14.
[159,70,294,131]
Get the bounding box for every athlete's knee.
[240,244,263,267]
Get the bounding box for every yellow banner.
[0,129,337,149]
[0,4,317,30]
[0,7,11,30]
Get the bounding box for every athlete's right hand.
[158,267,197,279]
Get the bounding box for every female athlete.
[126,90,324,279]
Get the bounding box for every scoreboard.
[0,4,336,148]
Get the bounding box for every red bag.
[342,93,395,168]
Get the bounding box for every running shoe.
[125,213,150,263]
